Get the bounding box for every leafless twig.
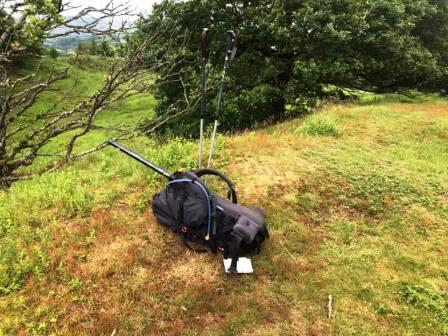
[327,295,333,319]
[0,2,193,187]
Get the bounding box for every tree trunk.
[0,123,5,157]
[0,125,9,189]
[272,96,286,122]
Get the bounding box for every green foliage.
[67,278,83,291]
[75,38,116,57]
[48,47,59,59]
[400,284,448,334]
[76,40,88,54]
[0,133,199,295]
[400,284,447,313]
[136,0,448,136]
[297,114,340,137]
[0,0,63,53]
[89,39,98,55]
[136,0,296,136]
[99,39,114,57]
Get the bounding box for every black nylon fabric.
[152,172,209,230]
[151,171,269,262]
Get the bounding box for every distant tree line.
[136,0,448,136]
[43,39,116,60]
[48,36,82,51]
[46,36,130,58]
[76,38,116,57]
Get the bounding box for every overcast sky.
[67,0,159,16]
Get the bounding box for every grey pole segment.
[206,30,237,169]
[198,28,209,169]
[199,119,204,167]
[206,119,219,169]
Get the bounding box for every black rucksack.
[152,168,269,273]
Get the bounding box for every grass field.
[7,55,156,172]
[1,58,448,335]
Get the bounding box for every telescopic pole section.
[108,140,174,180]
[199,118,204,167]
[207,30,237,169]
[199,28,209,169]
[206,60,228,169]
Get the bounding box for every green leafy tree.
[76,40,87,54]
[137,0,293,136]
[99,39,115,57]
[89,38,98,55]
[0,0,62,56]
[137,0,448,136]
[48,47,59,59]
[289,0,447,93]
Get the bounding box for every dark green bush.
[136,0,448,136]
[48,47,59,59]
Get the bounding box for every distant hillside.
[44,16,131,52]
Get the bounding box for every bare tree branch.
[47,4,134,39]
[1,1,133,58]
[0,16,194,187]
[0,0,198,187]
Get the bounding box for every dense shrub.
[136,0,448,136]
[48,47,59,59]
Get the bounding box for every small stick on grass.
[328,295,333,319]
[279,239,300,264]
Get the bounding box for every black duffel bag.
[152,168,269,273]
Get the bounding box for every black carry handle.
[226,30,237,61]
[200,28,209,59]
[108,140,174,180]
[194,168,238,204]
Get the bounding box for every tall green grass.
[2,56,448,335]
[1,55,192,294]
[0,135,203,294]
[297,114,341,137]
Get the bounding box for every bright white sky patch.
[65,0,159,17]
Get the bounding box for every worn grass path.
[1,101,447,335]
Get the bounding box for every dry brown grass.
[2,101,447,335]
[388,102,448,118]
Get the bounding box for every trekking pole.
[108,140,174,180]
[198,28,209,169]
[206,30,237,169]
